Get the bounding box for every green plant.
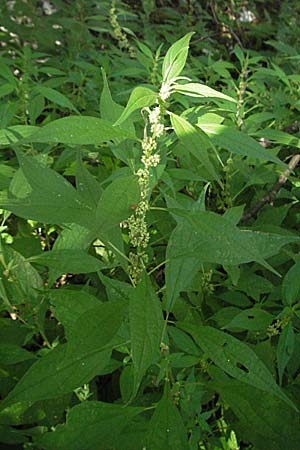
[1,3,300,449]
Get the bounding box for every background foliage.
[1,1,300,449]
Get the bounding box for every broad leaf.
[165,210,299,310]
[1,152,94,227]
[180,324,297,410]
[282,260,300,305]
[0,302,125,410]
[25,116,134,144]
[39,401,144,450]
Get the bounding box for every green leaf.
[25,116,134,144]
[165,210,299,310]
[0,302,125,410]
[277,322,295,385]
[129,273,164,396]
[1,151,95,227]
[223,307,273,331]
[96,175,140,234]
[162,32,194,84]
[76,154,102,209]
[0,83,15,98]
[169,112,221,184]
[35,86,79,113]
[114,86,157,126]
[146,385,189,450]
[0,126,37,146]
[174,82,236,102]
[38,401,143,450]
[180,324,297,410]
[282,260,300,305]
[212,376,300,450]
[29,249,107,274]
[197,123,285,166]
[0,345,36,365]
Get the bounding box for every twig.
[240,154,300,224]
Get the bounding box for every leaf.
[1,151,95,227]
[212,376,300,450]
[76,153,102,209]
[29,249,107,274]
[162,32,194,84]
[96,175,140,234]
[165,210,299,310]
[0,83,15,98]
[25,116,134,145]
[49,289,103,338]
[38,401,143,450]
[114,86,157,126]
[169,112,221,184]
[282,260,300,305]
[0,126,37,146]
[0,345,36,365]
[146,385,189,450]
[180,324,297,410]
[0,302,126,411]
[35,86,79,113]
[277,322,295,385]
[223,307,273,331]
[197,123,285,166]
[129,273,164,396]
[174,82,236,102]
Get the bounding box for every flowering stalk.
[109,0,136,58]
[128,86,171,284]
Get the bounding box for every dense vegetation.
[1,1,300,449]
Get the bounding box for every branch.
[240,154,300,225]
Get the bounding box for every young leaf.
[25,116,135,144]
[174,82,236,102]
[114,86,157,126]
[162,32,194,84]
[38,401,143,450]
[180,324,297,410]
[129,273,164,396]
[277,322,295,385]
[146,385,189,450]
[0,302,126,411]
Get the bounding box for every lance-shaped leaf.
[0,302,126,411]
[170,112,221,184]
[35,86,79,113]
[179,324,297,410]
[197,123,285,167]
[114,86,157,126]
[25,116,134,144]
[162,32,194,84]
[174,82,236,102]
[282,260,300,305]
[165,210,299,310]
[277,322,295,385]
[129,274,164,397]
[38,401,144,450]
[0,126,37,146]
[146,385,189,450]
